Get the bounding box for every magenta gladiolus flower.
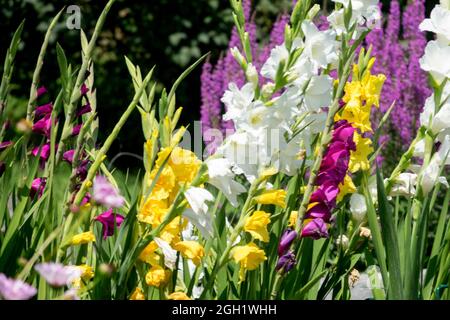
[32,114,52,138]
[278,229,297,256]
[80,84,89,96]
[0,273,37,300]
[63,149,75,164]
[76,103,91,117]
[72,124,82,136]
[93,175,125,208]
[301,218,329,239]
[36,86,47,98]
[34,263,82,288]
[34,103,53,118]
[32,143,51,162]
[94,208,125,239]
[30,178,46,199]
[0,140,12,151]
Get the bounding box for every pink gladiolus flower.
[34,263,82,288]
[301,218,329,239]
[36,86,47,98]
[34,103,53,118]
[30,178,46,199]
[63,149,75,164]
[80,84,89,96]
[0,273,37,300]
[94,208,125,239]
[76,103,91,117]
[93,176,125,208]
[32,143,51,162]
[72,124,82,136]
[32,114,52,138]
[0,140,13,151]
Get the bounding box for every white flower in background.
[413,139,425,158]
[441,0,450,10]
[183,187,214,239]
[205,157,246,206]
[420,93,450,135]
[332,0,381,27]
[222,82,255,122]
[272,135,304,176]
[154,237,177,270]
[350,193,367,222]
[261,44,289,80]
[327,9,347,36]
[419,41,450,84]
[303,75,334,111]
[390,173,417,197]
[421,135,450,194]
[34,263,82,287]
[419,5,450,44]
[302,20,338,70]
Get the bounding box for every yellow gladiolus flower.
[130,287,145,300]
[138,198,169,227]
[173,241,205,266]
[159,216,187,245]
[71,231,95,245]
[147,165,176,201]
[168,147,201,184]
[337,175,356,202]
[71,264,94,288]
[139,241,160,266]
[254,189,286,208]
[168,292,191,300]
[145,265,171,287]
[288,211,298,228]
[232,242,267,282]
[244,211,271,242]
[349,133,374,173]
[361,73,386,108]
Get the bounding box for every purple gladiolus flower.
[72,124,82,136]
[94,208,125,239]
[80,84,89,96]
[32,143,51,162]
[32,114,52,138]
[36,86,47,98]
[93,175,125,208]
[76,160,90,181]
[34,263,82,288]
[278,229,297,256]
[30,178,46,199]
[63,149,75,164]
[34,103,53,118]
[0,140,12,151]
[275,251,296,273]
[76,103,91,117]
[0,273,37,300]
[301,218,329,240]
[310,182,339,206]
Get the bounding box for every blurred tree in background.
[0,0,439,169]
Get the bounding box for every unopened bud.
[359,227,371,239]
[230,47,247,70]
[307,4,321,20]
[261,82,275,100]
[349,269,360,288]
[246,63,259,87]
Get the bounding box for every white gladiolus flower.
[260,44,289,80]
[205,157,246,206]
[420,93,450,135]
[183,187,214,238]
[331,0,381,31]
[303,75,334,111]
[419,5,450,44]
[350,193,367,222]
[222,82,255,122]
[154,237,177,270]
[421,135,450,194]
[441,0,450,10]
[419,41,450,84]
[413,139,425,158]
[390,173,417,197]
[302,20,338,70]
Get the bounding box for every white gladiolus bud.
[230,47,247,70]
[246,63,259,88]
[390,173,417,197]
[441,0,450,10]
[350,193,367,222]
[261,82,275,99]
[336,235,349,249]
[307,4,321,20]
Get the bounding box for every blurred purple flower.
[32,143,51,162]
[76,103,91,117]
[301,218,329,239]
[36,86,47,98]
[72,124,82,136]
[30,177,46,199]
[0,140,13,151]
[32,114,52,138]
[0,273,37,300]
[94,208,125,239]
[34,263,81,288]
[93,175,125,208]
[63,149,75,164]
[34,103,53,118]
[80,84,89,96]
